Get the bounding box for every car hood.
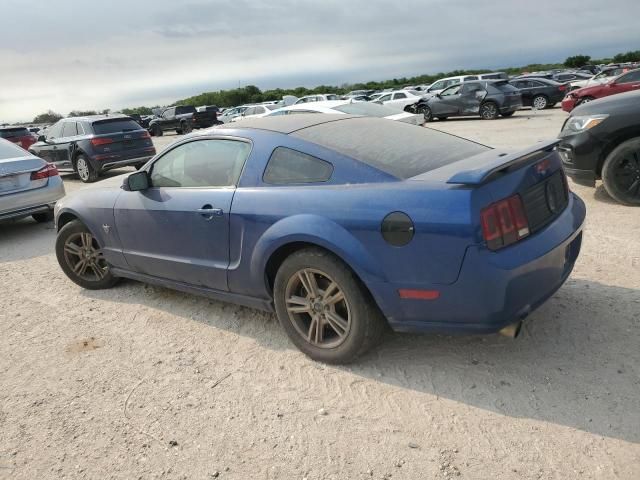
[572,89,640,115]
[573,83,608,95]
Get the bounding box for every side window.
[618,71,640,83]
[243,107,255,116]
[150,139,251,188]
[162,108,174,119]
[378,94,392,102]
[511,81,523,88]
[464,76,478,81]
[76,122,85,135]
[263,147,333,185]
[461,83,482,94]
[46,121,64,139]
[440,85,461,96]
[429,81,445,91]
[254,106,266,114]
[62,122,78,137]
[393,93,407,99]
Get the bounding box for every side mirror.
[436,93,442,98]
[122,171,149,191]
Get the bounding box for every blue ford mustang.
[54,115,586,363]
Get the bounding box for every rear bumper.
[0,176,65,221]
[92,150,155,172]
[368,192,586,334]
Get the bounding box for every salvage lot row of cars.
[2,90,639,364]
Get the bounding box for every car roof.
[63,114,131,122]
[214,113,361,134]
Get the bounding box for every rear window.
[0,127,29,138]
[264,147,333,184]
[292,117,489,179]
[493,82,519,93]
[0,139,27,159]
[333,102,400,117]
[92,119,142,135]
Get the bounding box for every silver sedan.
[0,138,65,223]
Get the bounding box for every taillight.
[30,164,59,180]
[558,85,567,91]
[90,137,114,146]
[481,194,530,250]
[140,131,151,139]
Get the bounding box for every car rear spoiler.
[446,139,560,185]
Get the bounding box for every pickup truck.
[148,105,218,136]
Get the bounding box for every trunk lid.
[0,155,48,196]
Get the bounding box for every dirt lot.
[1,108,639,480]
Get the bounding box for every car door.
[35,121,63,163]
[113,137,252,291]
[57,121,78,168]
[609,70,640,95]
[459,82,486,115]
[432,84,463,116]
[511,80,533,106]
[162,107,177,129]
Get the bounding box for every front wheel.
[601,138,640,206]
[577,96,595,106]
[75,154,98,183]
[180,121,192,134]
[55,220,119,289]
[417,105,433,122]
[273,248,386,364]
[480,102,499,120]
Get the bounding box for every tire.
[32,211,54,223]
[577,96,595,107]
[501,111,515,117]
[418,105,433,122]
[480,102,499,120]
[151,124,163,137]
[601,137,640,206]
[75,154,98,183]
[532,94,548,110]
[55,220,119,290]
[180,121,192,134]
[273,248,387,364]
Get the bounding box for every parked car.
[266,100,423,125]
[29,115,156,183]
[418,80,522,121]
[294,94,341,105]
[218,106,249,124]
[516,71,592,83]
[373,90,423,110]
[509,77,568,109]
[569,67,628,91]
[423,73,508,96]
[148,105,217,136]
[54,114,584,363]
[232,104,282,121]
[558,89,640,205]
[0,138,65,223]
[561,69,640,112]
[0,126,37,150]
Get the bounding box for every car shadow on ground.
[0,217,55,262]
[81,276,639,444]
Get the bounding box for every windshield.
[293,117,489,179]
[0,127,29,138]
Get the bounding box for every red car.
[562,68,640,112]
[0,126,37,150]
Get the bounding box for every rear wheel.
[501,111,515,117]
[180,121,192,134]
[55,220,119,290]
[601,138,640,206]
[75,154,98,183]
[532,94,548,110]
[273,248,386,364]
[480,102,499,120]
[32,211,54,223]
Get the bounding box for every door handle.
[196,205,223,220]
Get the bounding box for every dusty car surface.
[54,115,585,363]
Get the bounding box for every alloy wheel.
[533,96,547,109]
[481,103,498,119]
[613,149,640,199]
[63,232,109,282]
[284,268,351,349]
[76,157,89,181]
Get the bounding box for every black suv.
[558,90,640,206]
[29,115,156,183]
[148,105,218,137]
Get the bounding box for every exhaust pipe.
[499,321,522,339]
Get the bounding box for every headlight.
[560,114,608,136]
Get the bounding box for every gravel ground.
[1,108,639,480]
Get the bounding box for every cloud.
[1,0,639,122]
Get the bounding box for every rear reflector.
[481,194,530,250]
[31,164,59,180]
[91,137,114,146]
[398,289,440,300]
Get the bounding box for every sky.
[1,0,638,123]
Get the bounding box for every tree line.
[29,50,639,124]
